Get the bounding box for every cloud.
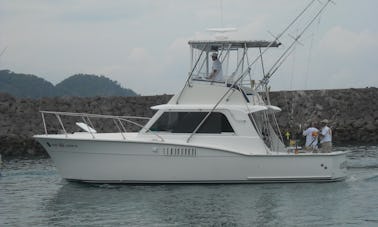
[1,0,377,95]
[319,26,378,56]
[306,27,378,89]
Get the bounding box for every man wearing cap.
[207,52,223,82]
[319,119,332,152]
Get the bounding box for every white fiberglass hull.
[35,136,348,183]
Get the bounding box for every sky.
[0,0,377,95]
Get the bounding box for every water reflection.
[46,182,288,226]
[46,181,358,226]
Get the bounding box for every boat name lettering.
[47,142,78,148]
[162,147,197,157]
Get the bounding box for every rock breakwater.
[270,88,378,144]
[0,88,377,158]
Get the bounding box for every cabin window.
[149,112,234,133]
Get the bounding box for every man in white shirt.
[303,123,319,151]
[319,119,332,153]
[207,52,223,82]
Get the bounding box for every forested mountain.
[56,74,137,97]
[0,70,56,98]
[0,70,138,98]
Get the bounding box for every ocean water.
[1,145,377,226]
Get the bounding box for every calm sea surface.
[1,145,378,226]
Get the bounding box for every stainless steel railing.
[39,110,164,141]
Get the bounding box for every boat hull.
[35,137,348,183]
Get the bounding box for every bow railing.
[39,111,164,141]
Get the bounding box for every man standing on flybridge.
[207,52,223,82]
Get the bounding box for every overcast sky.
[1,0,377,95]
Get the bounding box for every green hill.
[0,70,56,98]
[0,70,138,98]
[56,74,137,97]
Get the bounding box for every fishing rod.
[241,0,332,148]
[257,0,333,90]
[229,0,319,88]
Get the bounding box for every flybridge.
[185,39,281,89]
[188,40,281,51]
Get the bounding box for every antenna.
[0,47,7,66]
[0,47,7,57]
[206,28,237,40]
[219,0,224,28]
[206,0,237,40]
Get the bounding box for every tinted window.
[149,112,234,133]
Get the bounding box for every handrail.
[55,114,67,137]
[39,110,165,142]
[113,118,126,140]
[41,112,47,135]
[40,110,151,120]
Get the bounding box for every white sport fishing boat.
[34,1,348,183]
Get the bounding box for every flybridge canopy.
[188,40,281,51]
[151,104,281,114]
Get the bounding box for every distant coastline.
[0,70,138,98]
[0,87,377,158]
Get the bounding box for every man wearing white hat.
[207,52,224,82]
[319,119,332,152]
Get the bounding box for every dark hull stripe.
[66,176,346,184]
